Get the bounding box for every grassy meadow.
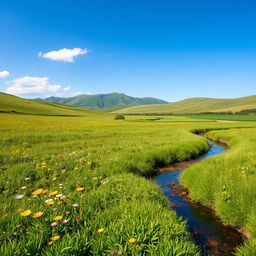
[113,95,256,115]
[1,111,256,255]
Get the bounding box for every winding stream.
[155,139,245,255]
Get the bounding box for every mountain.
[0,92,106,116]
[113,95,256,115]
[44,93,168,110]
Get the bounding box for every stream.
[155,139,245,255]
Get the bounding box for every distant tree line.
[119,109,256,116]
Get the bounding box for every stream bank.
[154,138,245,255]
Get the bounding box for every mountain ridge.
[43,92,168,110]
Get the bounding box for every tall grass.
[1,114,256,255]
[180,128,256,254]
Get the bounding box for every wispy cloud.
[39,48,88,62]
[0,70,10,78]
[63,86,71,91]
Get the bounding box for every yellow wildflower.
[32,189,43,196]
[128,238,136,244]
[20,210,32,217]
[42,189,48,194]
[51,235,61,241]
[47,201,55,206]
[76,187,85,192]
[53,216,63,221]
[97,228,105,233]
[49,191,58,196]
[32,212,44,218]
[48,241,54,246]
[52,177,57,181]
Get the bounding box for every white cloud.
[0,70,10,78]
[5,76,62,97]
[39,48,88,62]
[63,86,71,91]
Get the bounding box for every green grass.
[0,92,106,116]
[185,115,256,122]
[180,128,256,255]
[113,95,256,114]
[1,112,256,255]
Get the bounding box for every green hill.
[113,95,256,114]
[44,92,168,110]
[0,92,106,116]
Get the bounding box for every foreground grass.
[1,114,256,255]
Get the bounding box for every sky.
[0,0,256,102]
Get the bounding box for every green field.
[2,94,256,255]
[186,115,256,122]
[113,95,256,115]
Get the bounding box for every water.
[155,139,245,255]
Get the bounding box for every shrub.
[114,114,125,120]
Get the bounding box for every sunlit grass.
[1,113,256,255]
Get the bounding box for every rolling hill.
[113,95,256,115]
[0,92,106,116]
[44,92,168,110]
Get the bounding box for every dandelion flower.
[51,235,60,241]
[128,238,136,244]
[32,212,44,218]
[48,241,54,246]
[20,210,32,217]
[49,191,58,196]
[42,190,48,194]
[32,189,44,196]
[53,216,63,221]
[60,196,66,200]
[75,187,85,192]
[97,228,105,233]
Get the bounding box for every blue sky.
[0,0,256,102]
